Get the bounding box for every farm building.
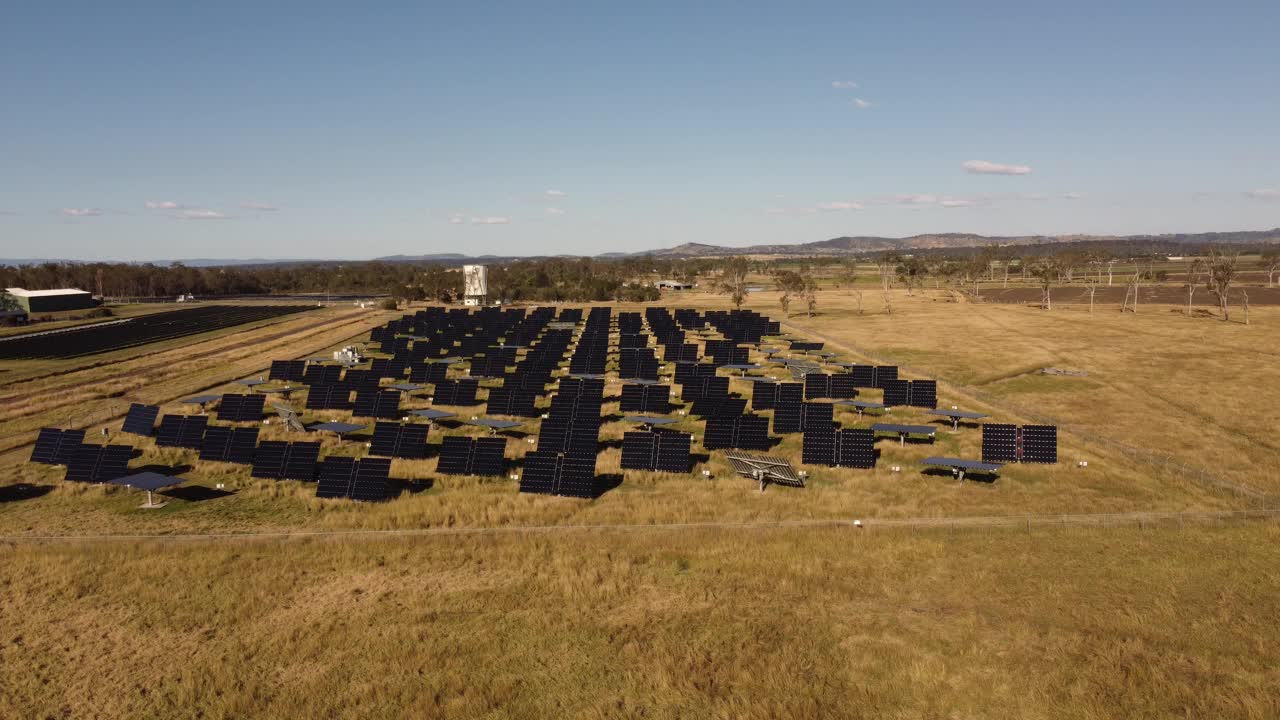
[4,287,96,313]
[655,279,695,290]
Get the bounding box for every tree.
[1183,258,1207,317]
[1028,258,1061,310]
[1084,276,1099,314]
[717,257,751,309]
[895,256,927,296]
[836,260,858,295]
[799,267,819,317]
[876,256,897,315]
[1263,250,1280,288]
[774,270,801,315]
[0,291,19,312]
[1205,248,1238,321]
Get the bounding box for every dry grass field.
[2,524,1278,719]
[2,287,1277,718]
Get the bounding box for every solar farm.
[17,303,1067,511]
[2,291,1279,719]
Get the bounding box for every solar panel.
[30,428,85,465]
[1021,425,1058,464]
[982,424,1018,463]
[704,413,771,450]
[556,453,600,498]
[121,403,160,436]
[409,362,449,384]
[155,414,183,447]
[908,380,937,409]
[486,387,539,417]
[302,364,342,386]
[882,380,910,407]
[270,359,307,382]
[849,365,876,388]
[436,436,507,476]
[518,450,559,494]
[64,444,132,483]
[654,431,692,472]
[690,396,746,417]
[682,375,729,403]
[723,450,805,488]
[218,394,265,422]
[620,431,657,470]
[432,379,479,405]
[674,361,716,385]
[199,425,232,462]
[353,390,400,419]
[874,366,899,388]
[369,422,430,459]
[802,425,837,465]
[350,457,392,501]
[838,429,876,469]
[251,441,288,478]
[305,384,350,410]
[283,441,320,481]
[227,427,259,464]
[316,456,356,498]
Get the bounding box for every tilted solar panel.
[981,424,1020,463]
[283,442,320,481]
[250,441,288,479]
[199,425,233,462]
[874,366,899,388]
[882,380,910,407]
[804,373,831,400]
[838,429,876,469]
[227,427,259,464]
[908,380,937,409]
[270,359,307,382]
[849,365,876,388]
[555,453,600,498]
[802,425,837,465]
[1021,425,1058,464]
[470,437,507,476]
[176,415,209,449]
[409,362,449,384]
[121,403,160,436]
[316,457,356,498]
[350,457,392,502]
[654,431,692,473]
[30,428,85,465]
[620,431,658,470]
[65,444,132,483]
[830,373,858,399]
[518,450,559,494]
[155,415,184,447]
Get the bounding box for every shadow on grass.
[161,485,236,502]
[921,467,999,484]
[0,484,54,503]
[133,463,194,476]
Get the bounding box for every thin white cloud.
[963,160,1032,175]
[896,194,939,206]
[448,214,465,224]
[816,201,863,212]
[545,207,565,215]
[1060,192,1084,200]
[853,98,873,109]
[939,199,980,208]
[174,209,231,221]
[470,216,510,225]
[61,208,103,217]
[240,200,278,211]
[144,200,182,210]
[544,190,567,198]
[1245,187,1280,200]
[831,80,858,89]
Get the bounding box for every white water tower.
[463,264,488,306]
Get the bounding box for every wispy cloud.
[240,200,278,211]
[471,216,510,225]
[544,190,567,198]
[61,208,104,217]
[852,98,873,109]
[939,199,980,208]
[1060,192,1084,200]
[816,201,863,212]
[831,80,858,89]
[545,207,565,215]
[1245,187,1280,200]
[144,200,182,210]
[174,209,231,221]
[448,214,466,224]
[963,159,1032,175]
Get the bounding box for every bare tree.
[1263,250,1280,288]
[1084,276,1099,314]
[800,267,819,317]
[717,257,751,309]
[1184,258,1207,317]
[1028,258,1060,310]
[1106,259,1118,286]
[877,256,896,315]
[1205,248,1238,321]
[775,269,801,316]
[1242,289,1250,326]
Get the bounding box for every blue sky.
[2,1,1277,261]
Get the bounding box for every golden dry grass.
[1,523,1277,719]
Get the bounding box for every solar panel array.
[486,386,540,417]
[369,421,430,459]
[316,456,392,501]
[30,428,86,465]
[65,444,132,483]
[519,450,600,498]
[269,359,307,382]
[305,384,351,410]
[409,362,449,384]
[121,403,160,436]
[703,413,771,450]
[803,374,858,400]
[432,379,479,405]
[681,375,729,403]
[881,379,937,409]
[619,383,670,413]
[753,381,803,411]
[772,401,833,434]
[981,424,1058,464]
[620,430,692,472]
[199,426,260,464]
[801,427,875,468]
[250,441,321,481]
[436,436,507,476]
[302,364,342,386]
[218,393,266,422]
[618,347,659,380]
[674,361,716,386]
[790,341,823,351]
[156,414,209,449]
[353,389,401,419]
